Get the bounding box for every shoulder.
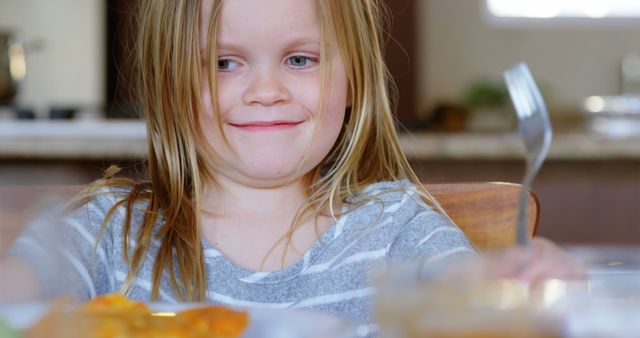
[336,180,432,241]
[347,179,475,259]
[345,179,427,224]
[71,186,129,217]
[66,185,153,233]
[356,179,419,201]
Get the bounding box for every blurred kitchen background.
[1,0,639,244]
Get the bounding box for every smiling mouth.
[229,121,303,131]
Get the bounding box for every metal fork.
[503,63,553,246]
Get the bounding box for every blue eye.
[287,55,314,68]
[218,58,239,71]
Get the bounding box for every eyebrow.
[216,36,321,52]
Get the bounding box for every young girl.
[2,0,579,331]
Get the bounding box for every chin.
[247,168,302,182]
[236,163,312,188]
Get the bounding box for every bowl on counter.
[582,95,640,137]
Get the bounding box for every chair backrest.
[424,182,539,250]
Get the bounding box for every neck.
[201,175,307,223]
[198,175,334,272]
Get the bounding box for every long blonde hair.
[89,0,437,302]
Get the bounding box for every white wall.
[0,0,104,116]
[418,0,640,117]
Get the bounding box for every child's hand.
[489,237,586,285]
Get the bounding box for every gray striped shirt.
[8,180,474,327]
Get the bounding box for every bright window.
[487,0,640,18]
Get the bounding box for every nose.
[242,67,291,106]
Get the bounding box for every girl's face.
[200,0,349,189]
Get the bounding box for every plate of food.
[0,294,361,338]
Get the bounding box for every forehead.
[201,0,322,47]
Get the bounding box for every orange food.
[78,293,150,313]
[178,307,250,337]
[24,294,249,338]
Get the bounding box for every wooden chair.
[425,182,539,250]
[1,182,539,253]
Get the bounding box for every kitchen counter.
[400,131,640,160]
[0,120,146,159]
[1,119,640,160]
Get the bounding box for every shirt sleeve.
[6,197,116,300]
[386,199,476,262]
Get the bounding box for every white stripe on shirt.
[114,270,177,302]
[62,249,97,298]
[207,292,295,308]
[302,218,392,275]
[291,287,376,308]
[424,246,475,264]
[239,271,272,283]
[332,215,349,239]
[65,218,109,270]
[303,249,386,275]
[204,248,222,258]
[13,237,47,257]
[301,251,311,270]
[383,191,415,213]
[330,249,386,271]
[415,226,461,248]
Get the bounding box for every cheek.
[328,56,350,112]
[198,75,227,151]
[200,74,216,119]
[322,72,349,127]
[199,74,231,128]
[215,78,234,115]
[316,84,348,153]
